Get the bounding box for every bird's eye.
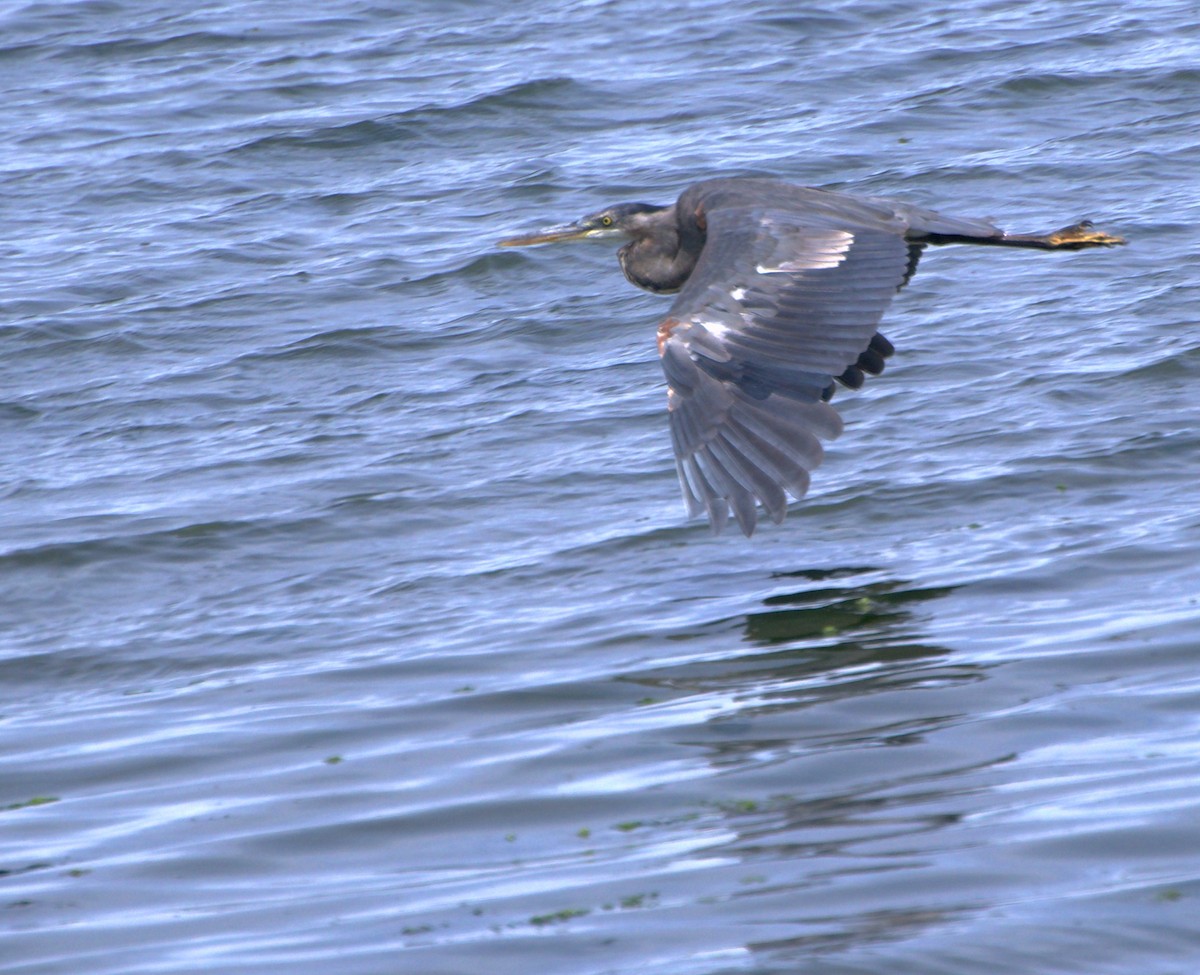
[600,215,613,226]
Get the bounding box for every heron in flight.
[499,177,1124,536]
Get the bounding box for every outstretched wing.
[658,196,913,536]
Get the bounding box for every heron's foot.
[1043,221,1126,249]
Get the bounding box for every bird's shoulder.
[678,178,911,237]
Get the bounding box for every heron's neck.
[617,210,699,295]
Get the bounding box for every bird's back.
[678,177,1004,242]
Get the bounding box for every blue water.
[3,1,1200,972]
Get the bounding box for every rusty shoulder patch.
[656,316,685,355]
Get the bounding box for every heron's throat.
[617,230,696,295]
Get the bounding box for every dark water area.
[3,1,1200,972]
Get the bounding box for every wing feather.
[694,443,758,535]
[658,190,911,534]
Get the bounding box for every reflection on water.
[749,568,959,648]
[745,906,970,966]
[629,569,975,709]
[608,570,1010,968]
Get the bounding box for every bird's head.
[498,202,665,247]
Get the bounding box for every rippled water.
[3,1,1200,972]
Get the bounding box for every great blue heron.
[499,177,1124,536]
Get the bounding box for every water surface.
[3,1,1200,972]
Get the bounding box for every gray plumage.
[499,177,1125,536]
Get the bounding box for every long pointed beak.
[496,222,594,247]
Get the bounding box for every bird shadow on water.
[747,566,958,648]
[627,567,974,710]
[609,569,1003,963]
